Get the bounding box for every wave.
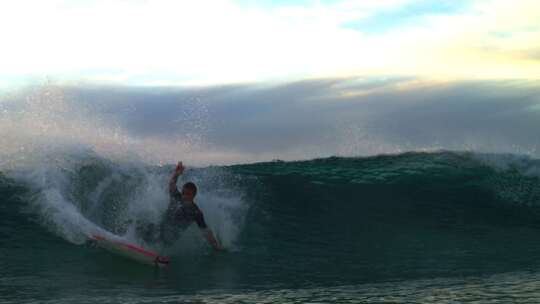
[2,149,540,286]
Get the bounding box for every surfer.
[135,162,222,251]
[159,161,223,251]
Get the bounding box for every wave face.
[2,150,540,302]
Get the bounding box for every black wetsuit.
[160,187,208,245]
[136,188,208,245]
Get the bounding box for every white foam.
[10,150,247,253]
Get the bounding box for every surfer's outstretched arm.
[169,161,184,194]
[203,228,223,251]
[195,212,223,251]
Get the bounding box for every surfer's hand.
[175,162,184,175]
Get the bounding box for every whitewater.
[2,83,540,303]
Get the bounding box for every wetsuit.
[160,187,208,245]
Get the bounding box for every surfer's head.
[181,182,197,202]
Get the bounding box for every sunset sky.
[1,0,539,88]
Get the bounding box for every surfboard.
[90,234,170,268]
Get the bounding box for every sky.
[0,0,539,87]
[0,0,539,165]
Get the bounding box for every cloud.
[525,49,540,61]
[347,81,540,149]
[12,78,528,164]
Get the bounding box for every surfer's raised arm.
[169,162,184,194]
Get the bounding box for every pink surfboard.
[91,234,170,268]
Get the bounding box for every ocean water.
[2,150,540,303]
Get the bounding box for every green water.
[2,151,540,303]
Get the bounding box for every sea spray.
[0,84,247,252]
[8,151,247,252]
